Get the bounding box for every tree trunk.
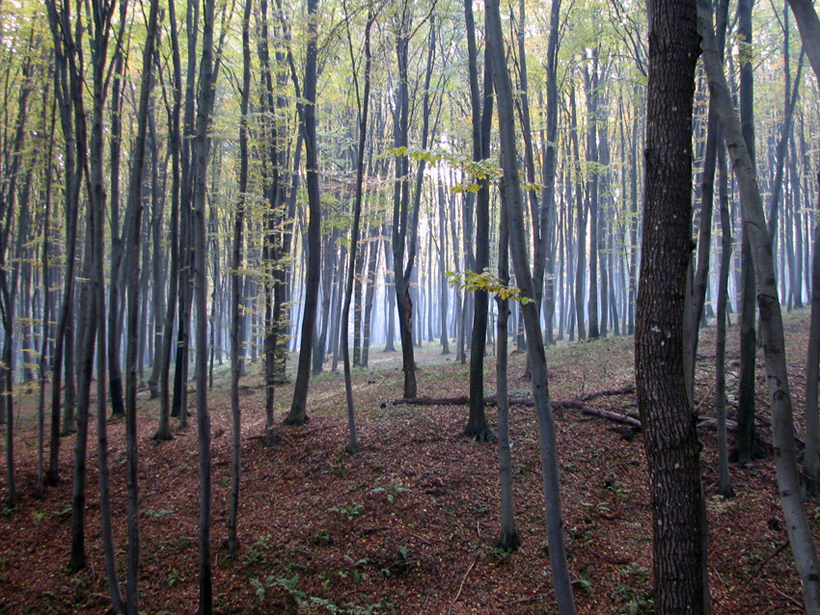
[465,1,493,439]
[637,0,709,612]
[496,183,519,551]
[699,0,820,608]
[193,0,218,608]
[286,0,322,425]
[485,0,576,610]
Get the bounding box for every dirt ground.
[0,310,817,614]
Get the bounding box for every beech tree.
[485,0,575,610]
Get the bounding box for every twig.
[760,579,804,610]
[508,595,542,605]
[753,540,790,578]
[447,556,477,614]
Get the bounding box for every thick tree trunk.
[193,0,218,609]
[637,1,709,613]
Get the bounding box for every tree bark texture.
[636,0,710,612]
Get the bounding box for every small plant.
[329,502,365,521]
[273,574,307,606]
[326,461,346,477]
[313,529,333,546]
[581,500,612,515]
[486,546,513,563]
[32,511,47,522]
[370,481,409,503]
[145,508,174,520]
[573,578,595,597]
[166,568,184,587]
[249,575,278,603]
[243,533,272,565]
[309,597,391,614]
[340,555,369,582]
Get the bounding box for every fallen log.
[580,384,636,402]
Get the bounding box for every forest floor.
[1,310,819,614]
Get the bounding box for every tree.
[122,0,162,607]
[192,0,219,609]
[285,0,322,425]
[228,0,253,561]
[464,0,495,441]
[485,0,576,610]
[699,0,820,607]
[635,0,709,612]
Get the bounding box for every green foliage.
[370,480,409,503]
[243,533,273,565]
[145,508,174,520]
[329,502,365,521]
[166,568,184,587]
[610,563,653,615]
[446,269,533,304]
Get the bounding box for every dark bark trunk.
[286,0,322,425]
[637,0,709,611]
[466,5,493,440]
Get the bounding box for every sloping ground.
[0,311,817,614]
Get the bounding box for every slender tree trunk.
[228,0,252,559]
[340,7,373,454]
[466,6,494,439]
[485,0,576,610]
[715,137,735,499]
[286,0,322,424]
[496,187,519,550]
[699,0,820,608]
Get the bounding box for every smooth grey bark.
[584,54,600,340]
[154,0,182,442]
[570,87,586,341]
[340,6,373,455]
[228,0,252,560]
[805,181,820,491]
[485,0,576,610]
[122,0,160,609]
[784,0,820,495]
[735,0,761,466]
[716,137,735,498]
[686,0,728,407]
[45,0,83,483]
[466,1,494,439]
[193,0,218,609]
[699,0,820,609]
[391,3,417,399]
[496,189,519,551]
[437,183,450,354]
